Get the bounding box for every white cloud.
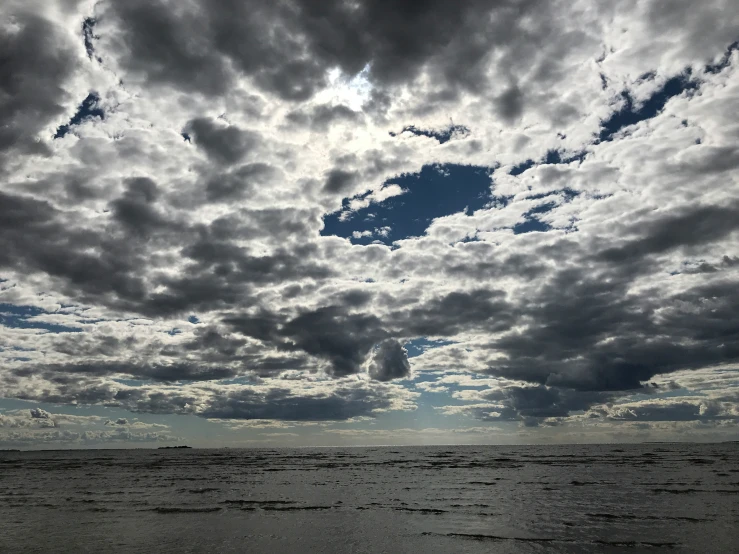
[0,0,738,445]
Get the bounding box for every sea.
[1,443,737,553]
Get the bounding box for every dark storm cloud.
[18,165,116,206]
[488,268,652,389]
[497,386,611,419]
[205,163,278,202]
[102,1,232,96]
[677,145,739,175]
[17,297,389,384]
[478,265,739,416]
[180,326,247,358]
[3,0,739,437]
[30,408,53,420]
[394,204,739,422]
[467,385,615,424]
[14,360,239,383]
[337,289,373,308]
[392,289,515,337]
[199,384,395,421]
[368,339,411,381]
[1,375,399,422]
[279,308,385,377]
[166,325,312,374]
[494,83,525,123]
[102,0,548,101]
[456,201,739,406]
[48,332,136,358]
[0,191,58,260]
[685,262,719,274]
[203,208,316,242]
[26,286,507,384]
[184,118,261,165]
[0,189,160,307]
[285,104,361,131]
[166,242,328,314]
[323,169,359,194]
[443,250,548,281]
[152,238,332,316]
[3,176,738,408]
[596,202,739,264]
[226,305,390,377]
[0,10,77,171]
[593,399,736,422]
[110,177,174,235]
[0,185,332,320]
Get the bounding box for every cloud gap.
[0,303,82,333]
[53,93,104,139]
[389,123,470,144]
[321,164,493,245]
[598,73,698,142]
[82,18,98,60]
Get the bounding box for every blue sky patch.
[82,18,98,60]
[112,378,153,387]
[389,124,470,144]
[705,41,738,74]
[510,149,587,176]
[509,159,535,176]
[513,199,558,234]
[508,189,580,234]
[524,189,580,203]
[513,214,552,234]
[321,164,494,245]
[54,93,105,139]
[599,73,697,141]
[0,303,82,333]
[404,337,455,358]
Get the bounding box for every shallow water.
[1,443,737,553]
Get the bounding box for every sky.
[1,0,738,449]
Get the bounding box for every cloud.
[286,103,361,131]
[368,339,411,382]
[0,429,180,448]
[440,363,739,428]
[439,383,615,424]
[224,304,394,377]
[595,202,739,264]
[0,406,177,446]
[99,0,562,102]
[184,118,261,165]
[199,382,407,421]
[29,408,53,420]
[1,0,738,444]
[0,8,78,172]
[323,169,359,194]
[205,164,279,202]
[494,83,525,124]
[0,372,418,424]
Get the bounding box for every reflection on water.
[1,443,737,553]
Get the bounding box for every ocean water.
[1,443,737,553]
